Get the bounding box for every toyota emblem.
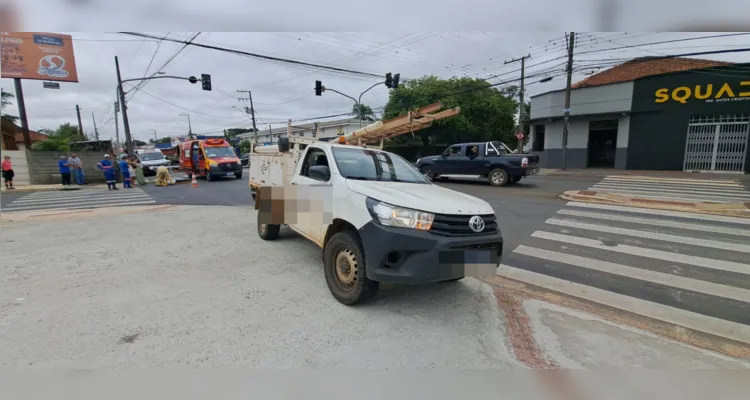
[468,216,485,233]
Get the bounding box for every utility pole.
[237,90,259,144]
[75,104,84,139]
[12,79,31,149]
[151,129,157,142]
[113,101,120,149]
[180,113,193,138]
[504,54,531,153]
[91,113,99,141]
[561,32,575,171]
[115,56,134,156]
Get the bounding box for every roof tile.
[572,57,734,89]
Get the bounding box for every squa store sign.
[655,81,750,104]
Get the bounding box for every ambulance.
[180,138,243,181]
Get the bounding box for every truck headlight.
[208,161,218,167]
[366,197,434,230]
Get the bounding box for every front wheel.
[235,172,243,179]
[419,165,436,181]
[323,230,379,305]
[488,168,509,187]
[206,172,213,182]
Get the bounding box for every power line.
[118,32,386,79]
[123,84,249,119]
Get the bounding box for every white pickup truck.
[249,103,503,305]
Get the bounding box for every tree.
[30,123,84,151]
[156,137,172,144]
[383,76,518,147]
[239,140,252,154]
[1,88,19,124]
[352,104,375,121]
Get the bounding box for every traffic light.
[392,73,400,89]
[201,74,212,91]
[315,80,323,96]
[385,73,392,88]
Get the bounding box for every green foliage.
[352,104,375,121]
[1,89,19,124]
[239,140,252,154]
[383,76,519,147]
[30,123,84,151]
[156,136,172,144]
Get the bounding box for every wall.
[28,151,119,184]
[2,150,30,185]
[531,81,634,119]
[530,115,631,169]
[629,64,750,172]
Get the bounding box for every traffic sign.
[516,132,524,140]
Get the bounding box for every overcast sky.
[1,32,749,142]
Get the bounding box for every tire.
[257,212,280,240]
[419,165,436,181]
[510,176,522,184]
[235,172,243,179]
[206,172,213,182]
[443,277,464,283]
[488,168,509,187]
[323,230,379,305]
[251,192,256,201]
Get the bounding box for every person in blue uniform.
[97,154,118,191]
[119,155,132,188]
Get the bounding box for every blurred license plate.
[226,172,234,176]
[439,250,498,278]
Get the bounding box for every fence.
[27,151,122,185]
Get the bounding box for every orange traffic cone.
[191,174,198,188]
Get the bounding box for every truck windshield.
[140,152,164,161]
[204,146,236,158]
[331,147,429,184]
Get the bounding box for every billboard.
[0,32,79,82]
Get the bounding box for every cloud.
[2,29,749,143]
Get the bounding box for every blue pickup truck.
[415,141,539,186]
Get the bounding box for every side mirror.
[308,165,330,181]
[441,152,448,158]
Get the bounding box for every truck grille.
[451,241,503,254]
[219,162,238,171]
[430,214,498,237]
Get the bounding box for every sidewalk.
[539,168,750,182]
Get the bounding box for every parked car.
[415,141,539,186]
[240,153,250,166]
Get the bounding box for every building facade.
[528,58,750,173]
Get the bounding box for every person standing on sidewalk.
[68,153,86,185]
[58,156,71,186]
[1,155,15,190]
[97,154,118,191]
[119,155,132,188]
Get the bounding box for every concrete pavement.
[2,205,748,368]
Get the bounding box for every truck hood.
[345,180,494,215]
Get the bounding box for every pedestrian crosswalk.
[499,201,750,345]
[587,175,750,203]
[1,187,156,213]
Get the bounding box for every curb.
[560,190,750,218]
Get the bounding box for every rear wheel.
[257,212,280,240]
[324,230,379,305]
[488,168,509,187]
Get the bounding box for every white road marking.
[496,264,750,345]
[11,192,150,204]
[555,209,750,238]
[530,231,750,276]
[603,176,742,186]
[565,202,750,226]
[513,245,750,303]
[545,218,750,253]
[1,200,157,213]
[591,184,750,198]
